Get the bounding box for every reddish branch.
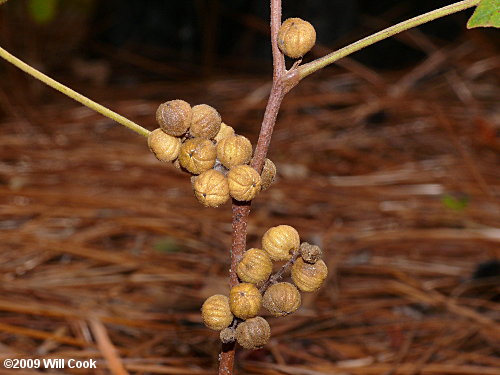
[217,0,300,374]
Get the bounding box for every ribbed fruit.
[262,282,301,317]
[147,128,181,162]
[156,99,192,136]
[229,283,262,319]
[227,165,261,201]
[277,18,316,58]
[178,138,217,174]
[235,316,270,349]
[217,135,252,169]
[201,294,233,331]
[237,248,273,284]
[262,225,300,261]
[193,169,230,207]
[291,258,328,292]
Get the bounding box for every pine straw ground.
[0,39,499,375]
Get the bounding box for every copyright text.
[3,358,97,369]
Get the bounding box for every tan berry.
[217,135,253,169]
[262,282,301,317]
[193,169,230,207]
[235,316,270,350]
[156,99,192,136]
[237,248,273,284]
[300,242,322,264]
[147,128,181,162]
[229,283,262,319]
[227,165,261,201]
[214,122,235,143]
[178,138,216,174]
[262,225,300,261]
[190,104,221,139]
[291,258,328,292]
[201,294,234,331]
[277,18,316,59]
[220,327,236,343]
[260,158,277,191]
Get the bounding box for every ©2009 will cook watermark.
[3,358,97,369]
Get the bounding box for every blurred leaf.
[441,194,469,211]
[0,0,9,5]
[467,0,500,28]
[153,237,180,253]
[28,0,59,24]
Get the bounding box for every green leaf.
[28,0,59,24]
[153,237,180,253]
[467,0,500,28]
[441,194,469,211]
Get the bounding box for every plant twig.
[259,249,301,294]
[297,0,481,80]
[219,0,298,374]
[0,46,150,137]
[250,21,300,174]
[269,0,285,81]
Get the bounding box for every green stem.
[298,0,481,80]
[0,46,150,137]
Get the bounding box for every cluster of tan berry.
[201,225,328,350]
[147,100,276,207]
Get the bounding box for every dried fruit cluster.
[201,225,328,350]
[148,100,277,207]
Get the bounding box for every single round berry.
[262,225,300,261]
[193,169,230,208]
[237,248,273,284]
[260,158,277,191]
[217,135,253,169]
[300,242,322,264]
[201,294,234,331]
[277,18,316,59]
[262,282,301,317]
[147,128,181,162]
[235,316,270,350]
[214,122,235,143]
[229,283,262,320]
[227,165,261,201]
[156,99,192,136]
[178,138,217,175]
[190,104,222,139]
[220,327,236,344]
[291,257,328,292]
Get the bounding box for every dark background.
[0,0,481,85]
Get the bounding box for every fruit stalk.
[259,249,301,294]
[297,0,481,80]
[0,46,150,137]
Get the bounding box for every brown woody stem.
[218,0,300,374]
